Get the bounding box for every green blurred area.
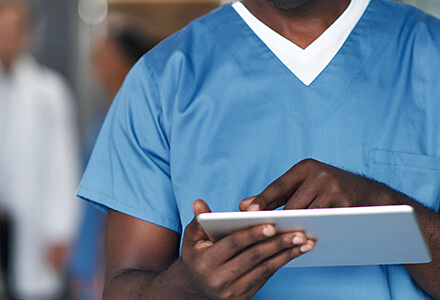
[398,0,440,18]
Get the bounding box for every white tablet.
[197,205,431,268]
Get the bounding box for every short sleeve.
[77,58,182,233]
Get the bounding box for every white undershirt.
[232,0,370,86]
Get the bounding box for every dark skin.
[103,0,440,299]
[239,159,440,299]
[105,201,315,300]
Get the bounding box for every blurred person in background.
[0,0,79,299]
[68,15,158,300]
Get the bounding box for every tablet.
[197,205,431,268]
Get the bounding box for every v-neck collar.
[208,0,390,127]
[232,0,370,86]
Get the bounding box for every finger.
[285,162,341,210]
[204,232,310,299]
[311,196,351,209]
[306,181,348,208]
[227,239,316,299]
[284,177,319,210]
[207,223,277,265]
[217,232,308,282]
[247,161,311,211]
[307,194,332,209]
[239,196,257,211]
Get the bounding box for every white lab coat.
[0,56,79,299]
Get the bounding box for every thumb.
[193,199,211,217]
[186,199,212,242]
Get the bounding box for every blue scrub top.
[78,0,440,298]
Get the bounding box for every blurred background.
[0,0,439,299]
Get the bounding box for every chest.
[168,65,439,229]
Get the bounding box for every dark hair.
[110,27,158,64]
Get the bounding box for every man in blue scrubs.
[78,0,440,298]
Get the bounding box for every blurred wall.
[32,0,79,92]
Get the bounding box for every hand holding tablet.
[179,200,316,299]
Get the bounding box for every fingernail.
[263,226,276,237]
[248,204,260,211]
[241,198,253,205]
[300,244,312,253]
[292,236,304,245]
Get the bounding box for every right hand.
[180,199,315,299]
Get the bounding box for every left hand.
[240,159,395,211]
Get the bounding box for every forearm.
[103,258,207,300]
[387,190,440,299]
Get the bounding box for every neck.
[241,0,351,49]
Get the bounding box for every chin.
[268,0,316,10]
